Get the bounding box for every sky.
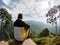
[0,0,60,22]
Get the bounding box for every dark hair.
[18,13,23,19]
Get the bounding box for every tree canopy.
[0,8,14,40]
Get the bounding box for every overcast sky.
[0,0,60,22]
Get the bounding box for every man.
[14,13,30,45]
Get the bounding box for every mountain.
[25,20,60,34]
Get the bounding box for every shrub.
[33,37,54,45]
[39,28,49,37]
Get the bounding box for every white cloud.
[2,0,11,5]
[2,0,60,22]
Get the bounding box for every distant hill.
[25,20,59,34]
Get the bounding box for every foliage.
[39,28,49,37]
[46,5,60,35]
[0,8,14,40]
[30,29,38,38]
[30,28,58,45]
[8,38,13,44]
[0,8,11,24]
[33,37,54,45]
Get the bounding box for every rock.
[0,41,9,45]
[22,38,37,45]
[48,35,54,38]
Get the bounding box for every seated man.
[14,13,30,45]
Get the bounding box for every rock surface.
[0,41,8,45]
[0,38,37,45]
[22,38,37,45]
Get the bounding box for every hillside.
[25,20,60,34]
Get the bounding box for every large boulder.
[0,41,8,45]
[22,38,37,45]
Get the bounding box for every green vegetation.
[33,37,55,45]
[30,28,39,38]
[39,28,49,37]
[8,38,13,44]
[0,8,14,40]
[30,28,60,45]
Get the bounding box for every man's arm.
[21,21,30,30]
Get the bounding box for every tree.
[0,8,14,40]
[46,5,60,34]
[39,28,49,37]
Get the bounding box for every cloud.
[2,0,60,22]
[2,0,49,14]
[2,0,11,5]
